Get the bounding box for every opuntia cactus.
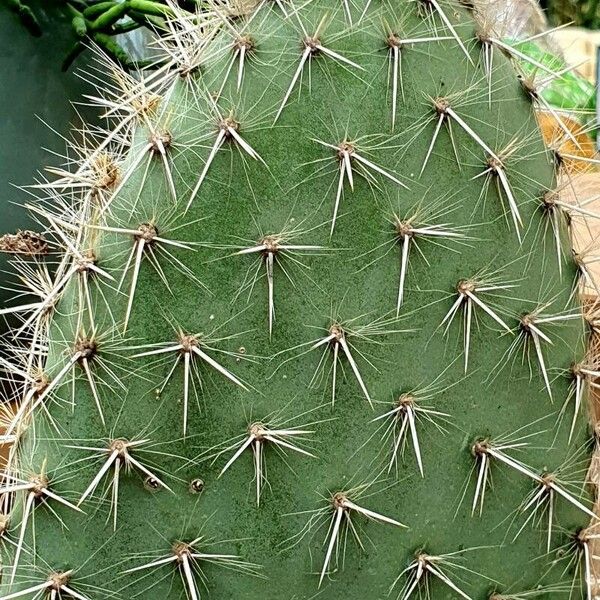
[0,1,597,599]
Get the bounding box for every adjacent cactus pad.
[1,1,598,598]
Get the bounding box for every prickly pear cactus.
[0,1,598,599]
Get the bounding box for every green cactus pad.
[0,1,595,599]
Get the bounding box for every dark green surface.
[1,1,593,599]
[542,0,600,28]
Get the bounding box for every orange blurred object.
[538,112,597,174]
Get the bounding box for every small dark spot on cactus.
[144,476,161,492]
[189,478,205,494]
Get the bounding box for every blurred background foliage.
[2,0,198,70]
[541,0,600,27]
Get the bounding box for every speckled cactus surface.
[0,1,597,599]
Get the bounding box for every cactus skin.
[0,1,595,599]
